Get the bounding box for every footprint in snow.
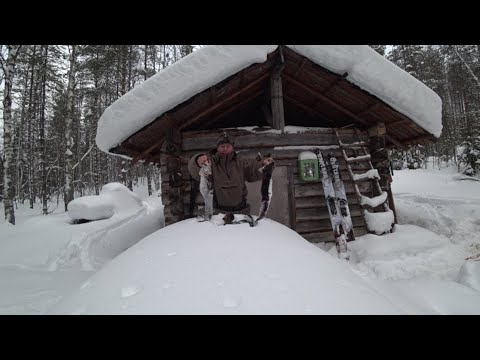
[121,284,143,298]
[223,296,242,308]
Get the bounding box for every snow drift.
[49,184,164,271]
[48,216,409,315]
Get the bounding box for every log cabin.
[96,45,442,243]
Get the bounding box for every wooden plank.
[178,152,371,182]
[356,102,381,117]
[180,72,270,131]
[262,103,273,127]
[295,195,360,209]
[271,75,285,131]
[296,206,363,222]
[294,181,371,198]
[271,47,286,131]
[199,89,264,130]
[183,185,366,209]
[295,216,366,233]
[293,58,308,78]
[182,131,368,152]
[402,134,435,145]
[300,226,368,243]
[183,127,366,139]
[131,114,175,164]
[322,72,348,96]
[283,73,404,149]
[287,165,296,230]
[284,94,336,127]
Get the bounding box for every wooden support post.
[368,122,386,138]
[287,165,296,230]
[160,126,185,226]
[270,46,285,132]
[368,122,396,220]
[262,103,273,127]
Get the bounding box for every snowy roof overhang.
[96,45,443,163]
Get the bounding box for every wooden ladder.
[333,128,394,234]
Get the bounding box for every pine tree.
[369,45,387,56]
[459,128,480,175]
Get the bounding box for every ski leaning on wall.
[314,149,350,260]
[327,152,356,243]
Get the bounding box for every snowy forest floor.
[1,165,479,314]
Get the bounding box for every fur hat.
[216,132,234,147]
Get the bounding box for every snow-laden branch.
[72,144,95,170]
[0,48,5,74]
[452,45,480,91]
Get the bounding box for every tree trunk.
[146,164,153,196]
[16,61,30,204]
[27,46,38,209]
[2,45,21,224]
[40,45,48,215]
[64,45,77,211]
[144,45,148,79]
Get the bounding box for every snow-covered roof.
[96,45,442,154]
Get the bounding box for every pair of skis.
[198,153,275,227]
[315,150,354,261]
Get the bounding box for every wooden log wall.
[160,127,184,225]
[161,127,372,243]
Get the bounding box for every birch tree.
[64,45,77,211]
[2,45,21,224]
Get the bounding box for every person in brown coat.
[188,132,274,215]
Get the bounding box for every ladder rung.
[360,191,388,208]
[353,169,380,182]
[346,154,371,163]
[339,141,368,149]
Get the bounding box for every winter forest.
[1,44,479,225]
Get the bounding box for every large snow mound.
[51,186,164,271]
[67,182,143,220]
[48,216,406,315]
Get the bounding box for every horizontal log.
[294,181,371,198]
[179,183,371,207]
[183,127,366,139]
[295,216,366,233]
[182,147,365,159]
[180,150,371,169]
[300,226,368,243]
[296,205,363,222]
[183,189,367,210]
[160,181,190,196]
[182,129,368,152]
[295,195,360,208]
[294,169,372,183]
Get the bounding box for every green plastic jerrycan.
[298,151,319,182]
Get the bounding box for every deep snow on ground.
[0,182,163,314]
[1,165,480,314]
